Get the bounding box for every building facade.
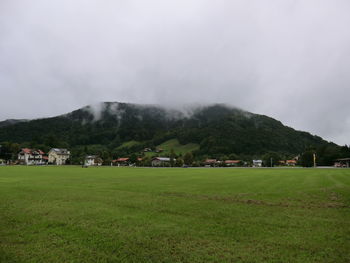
[48,148,70,165]
[18,148,46,165]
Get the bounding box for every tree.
[228,153,239,160]
[300,151,314,167]
[176,157,184,167]
[262,152,282,167]
[183,152,194,166]
[129,153,138,165]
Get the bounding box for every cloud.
[0,0,349,145]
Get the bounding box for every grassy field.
[0,167,349,263]
[156,139,199,155]
[116,139,199,157]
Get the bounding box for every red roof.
[21,148,31,154]
[114,158,129,162]
[137,157,143,161]
[224,160,240,164]
[21,148,45,155]
[286,160,297,163]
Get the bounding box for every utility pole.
[270,157,273,167]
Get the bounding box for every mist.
[0,0,349,145]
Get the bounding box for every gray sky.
[1,0,349,145]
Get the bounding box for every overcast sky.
[0,0,349,145]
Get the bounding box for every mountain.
[0,102,341,163]
[0,119,29,128]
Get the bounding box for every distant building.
[286,160,297,166]
[334,158,350,168]
[0,159,6,165]
[85,155,103,166]
[152,157,172,166]
[203,159,217,167]
[18,148,46,165]
[112,157,130,166]
[48,148,70,165]
[252,160,263,167]
[224,160,241,166]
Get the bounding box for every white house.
[152,157,173,166]
[18,148,46,165]
[252,160,263,167]
[85,155,103,166]
[48,148,70,165]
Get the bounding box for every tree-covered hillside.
[0,102,347,164]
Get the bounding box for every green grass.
[0,167,350,263]
[117,140,141,149]
[155,138,199,155]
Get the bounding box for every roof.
[21,148,32,154]
[204,159,217,163]
[86,155,97,159]
[286,160,297,163]
[153,157,171,161]
[50,148,70,155]
[115,158,129,162]
[253,160,262,162]
[224,160,240,164]
[20,148,45,155]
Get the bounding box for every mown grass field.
[0,166,349,263]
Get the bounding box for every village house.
[18,148,47,165]
[334,158,350,168]
[252,160,263,167]
[203,159,217,167]
[286,160,297,166]
[224,160,241,166]
[152,157,172,166]
[48,148,70,165]
[112,157,130,166]
[84,155,103,166]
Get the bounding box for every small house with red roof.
[203,159,217,167]
[18,148,47,165]
[112,157,130,166]
[286,160,297,166]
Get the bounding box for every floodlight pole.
[313,153,316,168]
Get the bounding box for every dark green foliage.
[262,152,283,167]
[300,151,315,167]
[183,152,194,165]
[0,102,345,163]
[129,153,138,164]
[0,142,20,160]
